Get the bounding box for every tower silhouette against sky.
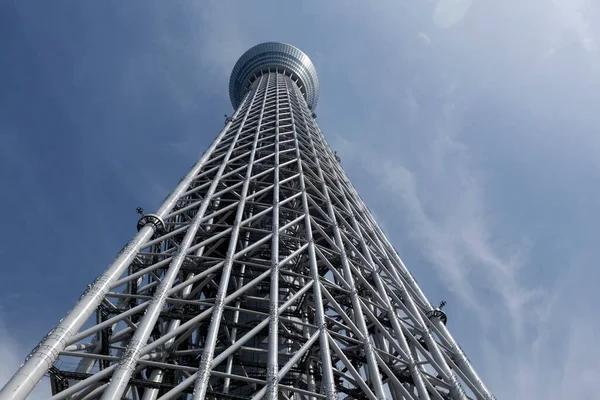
[0,42,494,400]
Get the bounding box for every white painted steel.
[1,42,495,400]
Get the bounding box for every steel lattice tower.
[0,42,494,400]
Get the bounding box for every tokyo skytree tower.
[0,42,494,400]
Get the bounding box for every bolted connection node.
[136,213,165,232]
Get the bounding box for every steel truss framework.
[0,50,495,400]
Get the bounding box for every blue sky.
[1,1,599,398]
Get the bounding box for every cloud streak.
[3,1,599,398]
[331,78,599,398]
[552,0,597,51]
[335,89,536,319]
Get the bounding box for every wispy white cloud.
[558,316,600,398]
[482,254,600,399]
[331,84,599,398]
[3,1,598,399]
[334,89,539,328]
[552,0,596,51]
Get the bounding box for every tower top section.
[229,42,320,110]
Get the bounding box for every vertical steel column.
[289,80,338,400]
[0,42,495,400]
[366,214,467,399]
[265,71,282,399]
[344,197,434,384]
[100,75,265,400]
[191,73,271,400]
[0,91,250,400]
[331,178,430,400]
[315,129,433,310]
[294,84,387,400]
[351,195,433,311]
[300,274,317,400]
[140,369,164,400]
[141,202,220,400]
[75,291,137,376]
[222,202,255,394]
[250,331,320,400]
[157,268,313,400]
[312,128,469,398]
[49,353,165,400]
[314,140,430,399]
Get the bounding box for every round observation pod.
[427,301,448,325]
[229,42,320,110]
[427,307,448,325]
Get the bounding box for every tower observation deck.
[0,42,494,400]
